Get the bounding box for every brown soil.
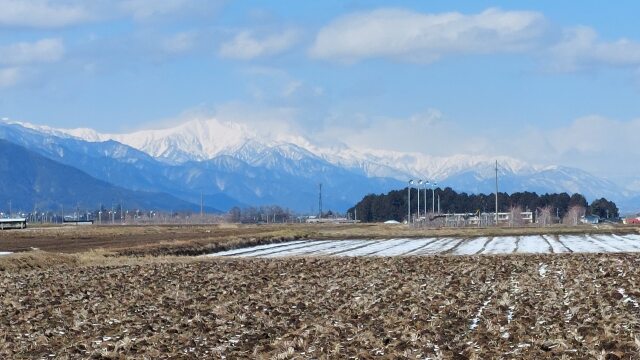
[0,224,300,254]
[2,253,640,358]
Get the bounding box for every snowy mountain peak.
[1,117,546,180]
[105,118,257,162]
[0,118,635,210]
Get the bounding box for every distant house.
[580,214,600,225]
[623,217,640,225]
[0,218,27,229]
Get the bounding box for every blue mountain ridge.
[0,139,214,212]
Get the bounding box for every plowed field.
[2,254,640,359]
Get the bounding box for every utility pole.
[318,183,323,219]
[423,184,427,216]
[417,180,421,221]
[495,160,499,226]
[432,185,435,214]
[200,192,204,222]
[8,200,11,217]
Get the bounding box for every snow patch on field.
[206,240,310,257]
[207,234,640,258]
[618,288,640,309]
[517,236,550,253]
[558,235,604,253]
[538,263,547,277]
[411,238,461,255]
[483,237,516,253]
[0,252,12,256]
[452,237,490,255]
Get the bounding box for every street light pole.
[430,182,437,213]
[423,180,427,217]
[417,180,422,222]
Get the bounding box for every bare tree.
[537,206,553,227]
[509,206,524,227]
[227,207,241,223]
[563,206,586,226]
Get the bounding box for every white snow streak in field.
[484,237,516,253]
[410,238,460,255]
[452,237,490,255]
[0,252,12,256]
[208,240,310,257]
[517,236,551,253]
[371,238,434,256]
[559,235,606,253]
[207,234,640,258]
[543,235,571,253]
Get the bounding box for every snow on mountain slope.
[108,119,255,163]
[1,117,631,205]
[7,118,257,163]
[311,146,543,181]
[21,117,539,182]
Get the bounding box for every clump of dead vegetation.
[2,253,640,358]
[0,251,78,272]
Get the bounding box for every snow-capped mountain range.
[1,118,635,212]
[17,117,545,179]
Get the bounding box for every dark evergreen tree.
[348,188,618,223]
[569,193,588,209]
[589,198,619,218]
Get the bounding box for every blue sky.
[2,1,640,186]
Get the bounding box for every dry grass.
[0,251,79,272]
[2,253,640,358]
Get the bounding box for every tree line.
[348,187,619,223]
[227,205,295,223]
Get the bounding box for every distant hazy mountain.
[0,140,210,212]
[1,118,635,212]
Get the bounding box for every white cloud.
[0,0,221,28]
[546,116,640,155]
[161,31,198,54]
[319,109,491,156]
[219,29,300,60]
[118,0,207,20]
[0,67,21,88]
[309,8,546,63]
[504,115,640,185]
[0,0,91,28]
[282,80,303,98]
[213,102,300,137]
[0,38,65,66]
[550,26,640,72]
